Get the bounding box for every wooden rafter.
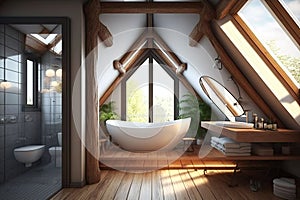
[189,1,215,46]
[99,29,189,106]
[215,0,237,20]
[25,34,48,54]
[99,2,204,14]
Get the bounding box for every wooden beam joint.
[84,0,113,48]
[113,60,126,74]
[189,1,215,46]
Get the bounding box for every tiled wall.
[41,52,62,149]
[0,25,42,183]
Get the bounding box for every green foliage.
[266,40,300,84]
[99,101,119,122]
[178,94,211,139]
[127,80,148,122]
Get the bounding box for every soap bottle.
[258,118,264,129]
[253,114,258,129]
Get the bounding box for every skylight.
[238,0,300,87]
[221,20,300,120]
[51,39,62,55]
[31,34,57,45]
[280,0,300,27]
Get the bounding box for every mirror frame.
[199,75,245,118]
[0,17,71,187]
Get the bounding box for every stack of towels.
[273,177,297,199]
[211,136,251,156]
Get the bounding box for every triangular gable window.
[116,30,186,123]
[100,29,196,123]
[124,55,177,122]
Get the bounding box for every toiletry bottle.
[259,118,264,129]
[272,121,277,131]
[253,113,258,129]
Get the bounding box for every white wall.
[99,13,263,121]
[0,0,86,185]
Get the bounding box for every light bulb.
[56,69,62,77]
[0,81,12,89]
[50,81,59,87]
[45,69,55,77]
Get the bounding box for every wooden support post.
[84,0,102,185]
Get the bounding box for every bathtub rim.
[106,117,191,129]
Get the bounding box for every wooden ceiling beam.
[189,17,207,46]
[85,0,113,48]
[99,2,204,14]
[25,34,48,54]
[215,0,237,20]
[189,1,215,46]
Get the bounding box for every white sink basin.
[214,121,254,129]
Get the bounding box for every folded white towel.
[273,178,296,189]
[273,190,296,200]
[211,137,251,149]
[274,185,296,193]
[211,143,251,156]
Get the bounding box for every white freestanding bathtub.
[106,118,191,152]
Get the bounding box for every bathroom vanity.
[201,121,300,160]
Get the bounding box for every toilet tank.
[57,132,62,146]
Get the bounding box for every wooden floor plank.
[139,172,152,200]
[189,170,217,200]
[127,173,143,200]
[57,171,110,200]
[85,170,116,199]
[160,170,176,200]
[152,170,164,200]
[205,170,240,200]
[169,169,190,200]
[180,159,194,169]
[51,188,75,200]
[200,170,232,200]
[53,169,288,200]
[101,171,125,200]
[114,173,134,200]
[179,169,203,200]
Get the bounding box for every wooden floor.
[99,145,238,171]
[52,169,284,200]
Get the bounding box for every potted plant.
[99,101,119,139]
[178,93,211,145]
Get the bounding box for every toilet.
[49,132,62,167]
[14,145,45,167]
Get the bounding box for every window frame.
[121,50,179,122]
[230,0,300,102]
[24,55,40,111]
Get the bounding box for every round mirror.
[199,76,244,117]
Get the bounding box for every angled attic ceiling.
[99,16,194,105]
[86,0,300,129]
[10,24,62,56]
